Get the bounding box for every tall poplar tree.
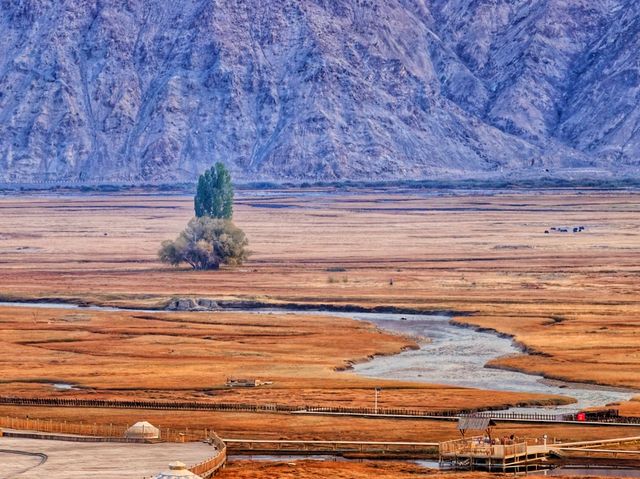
[194,162,234,219]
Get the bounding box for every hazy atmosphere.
[1,1,640,479]
[1,1,640,184]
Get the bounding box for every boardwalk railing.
[502,442,528,458]
[439,436,529,459]
[2,396,640,425]
[470,411,574,421]
[1,415,228,478]
[439,436,484,455]
[223,438,438,455]
[188,433,227,478]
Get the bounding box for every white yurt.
[124,420,160,439]
[152,461,202,479]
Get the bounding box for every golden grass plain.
[0,305,559,411]
[0,188,639,441]
[215,460,612,479]
[0,405,636,444]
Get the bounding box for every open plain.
[0,188,639,477]
[1,190,639,387]
[0,304,559,411]
[214,460,619,479]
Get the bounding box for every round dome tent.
[124,420,160,439]
[153,461,202,479]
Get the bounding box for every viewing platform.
[439,436,550,472]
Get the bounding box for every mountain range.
[0,0,639,184]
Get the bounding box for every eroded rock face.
[165,298,220,311]
[0,0,638,184]
[165,298,201,311]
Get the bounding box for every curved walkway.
[0,436,215,478]
[0,450,47,478]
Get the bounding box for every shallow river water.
[3,302,639,475]
[0,302,635,411]
[342,311,635,411]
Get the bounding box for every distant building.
[153,461,202,479]
[226,378,271,387]
[125,421,160,440]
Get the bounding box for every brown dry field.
[217,461,451,479]
[0,405,636,444]
[0,189,639,442]
[217,460,613,479]
[0,305,555,411]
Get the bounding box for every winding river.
[0,302,635,411]
[342,312,635,411]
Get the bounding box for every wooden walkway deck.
[223,438,437,456]
[4,396,640,427]
[551,435,640,462]
[440,435,640,471]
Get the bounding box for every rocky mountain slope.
[0,0,638,184]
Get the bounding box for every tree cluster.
[159,162,248,270]
[159,216,248,270]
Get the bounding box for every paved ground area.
[0,436,216,478]
[0,451,43,478]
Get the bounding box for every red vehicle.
[576,409,619,422]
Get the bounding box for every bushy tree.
[159,217,249,270]
[194,162,234,219]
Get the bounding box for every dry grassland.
[0,405,635,444]
[217,461,477,479]
[0,189,638,435]
[216,460,612,479]
[0,305,555,410]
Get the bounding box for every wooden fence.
[471,411,573,422]
[2,396,640,425]
[0,395,503,415]
[1,415,228,478]
[223,438,438,455]
[0,415,215,443]
[1,416,128,438]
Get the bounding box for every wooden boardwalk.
[3,396,640,427]
[551,435,640,462]
[223,438,437,456]
[439,435,640,471]
[555,435,640,450]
